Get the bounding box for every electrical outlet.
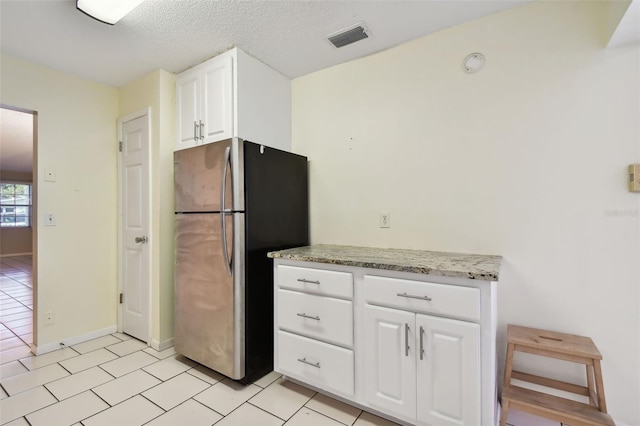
[45,311,55,325]
[379,212,391,228]
[45,213,56,226]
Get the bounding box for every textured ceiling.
[0,0,529,88]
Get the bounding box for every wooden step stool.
[500,324,614,426]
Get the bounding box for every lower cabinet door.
[416,314,480,426]
[364,304,416,421]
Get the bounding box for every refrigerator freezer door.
[174,139,236,213]
[174,213,244,379]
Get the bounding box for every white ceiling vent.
[325,22,370,48]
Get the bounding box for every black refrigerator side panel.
[242,141,309,383]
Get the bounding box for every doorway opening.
[0,105,38,353]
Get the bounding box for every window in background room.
[0,183,32,227]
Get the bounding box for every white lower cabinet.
[364,305,480,426]
[416,314,480,426]
[274,261,497,426]
[364,305,416,419]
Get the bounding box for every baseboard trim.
[34,325,118,355]
[150,337,174,351]
[0,252,33,258]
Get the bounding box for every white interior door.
[119,113,150,342]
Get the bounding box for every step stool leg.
[593,360,608,413]
[504,342,515,387]
[500,399,509,426]
[586,363,596,406]
[500,342,515,426]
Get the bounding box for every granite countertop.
[268,244,502,281]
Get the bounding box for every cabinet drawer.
[364,275,480,322]
[277,289,353,348]
[277,330,354,397]
[277,265,353,299]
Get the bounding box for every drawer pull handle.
[397,292,432,301]
[296,313,320,321]
[420,326,425,360]
[297,357,321,368]
[297,278,320,284]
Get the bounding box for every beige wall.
[0,54,120,346]
[0,170,33,256]
[292,2,639,424]
[119,69,176,348]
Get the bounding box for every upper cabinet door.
[176,69,201,151]
[416,314,480,426]
[364,304,416,421]
[202,55,234,144]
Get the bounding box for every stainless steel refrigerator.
[174,138,308,383]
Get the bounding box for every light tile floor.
[1,331,402,426]
[0,255,555,426]
[1,256,402,425]
[0,255,33,353]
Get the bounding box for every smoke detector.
[462,53,486,73]
[325,22,370,48]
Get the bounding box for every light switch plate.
[45,213,56,226]
[630,164,640,192]
[44,168,56,182]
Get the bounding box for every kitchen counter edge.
[268,244,502,281]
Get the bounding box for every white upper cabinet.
[201,55,234,144]
[176,68,202,150]
[175,48,291,152]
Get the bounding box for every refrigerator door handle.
[221,146,233,276]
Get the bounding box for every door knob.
[135,236,148,244]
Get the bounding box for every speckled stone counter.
[268,244,502,281]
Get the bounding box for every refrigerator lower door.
[174,213,245,379]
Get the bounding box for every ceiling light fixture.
[76,0,145,25]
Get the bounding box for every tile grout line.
[17,385,60,425]
[246,399,296,423]
[303,402,356,425]
[138,391,169,414]
[76,388,124,424]
[245,383,318,423]
[189,397,227,419]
